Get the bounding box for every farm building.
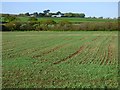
[52,13,64,17]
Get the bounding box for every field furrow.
[32,43,68,59]
[53,45,85,64]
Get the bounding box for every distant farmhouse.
[52,13,64,17]
[30,14,35,17]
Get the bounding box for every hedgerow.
[2,20,118,31]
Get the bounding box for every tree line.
[4,9,85,18]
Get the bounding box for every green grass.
[1,16,117,23]
[18,16,30,22]
[18,17,117,23]
[2,31,118,88]
[37,17,117,23]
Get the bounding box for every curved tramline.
[34,35,91,64]
[87,36,107,65]
[98,37,109,65]
[78,45,97,64]
[3,35,67,59]
[26,36,74,57]
[92,36,101,41]
[99,36,114,65]
[78,46,92,64]
[82,35,106,64]
[89,36,110,65]
[57,35,102,65]
[53,35,96,65]
[106,36,117,65]
[32,36,86,60]
[80,36,102,64]
[99,46,107,65]
[76,37,100,64]
[98,34,117,65]
[53,45,85,64]
[48,36,89,64]
[111,47,118,65]
[69,44,92,65]
[32,43,67,59]
[107,44,113,64]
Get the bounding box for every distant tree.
[38,13,44,17]
[56,11,61,15]
[98,17,103,19]
[43,9,50,16]
[25,12,30,16]
[72,13,80,17]
[86,17,92,19]
[64,13,85,18]
[92,17,97,19]
[33,12,39,17]
[47,13,53,17]
[18,13,26,16]
[106,17,110,19]
[2,14,9,17]
[113,17,117,20]
[79,13,85,18]
[64,13,73,17]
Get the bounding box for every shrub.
[35,26,44,31]
[58,20,71,26]
[4,15,18,22]
[19,24,27,31]
[41,19,56,25]
[28,21,40,26]
[33,24,39,29]
[4,21,23,31]
[39,19,56,31]
[13,21,22,30]
[5,22,16,31]
[19,23,34,31]
[57,20,72,31]
[77,22,118,31]
[1,25,10,31]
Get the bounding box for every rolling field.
[1,16,117,23]
[37,17,117,23]
[2,31,118,88]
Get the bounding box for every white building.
[51,14,64,17]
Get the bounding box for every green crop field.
[2,31,118,88]
[18,17,117,23]
[1,16,117,23]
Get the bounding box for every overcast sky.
[1,2,118,18]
